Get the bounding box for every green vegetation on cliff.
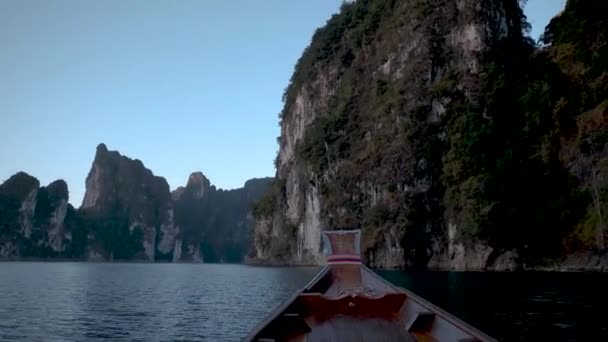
[0,147,273,262]
[175,176,274,263]
[254,0,608,268]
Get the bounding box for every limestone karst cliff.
[0,144,272,261]
[79,143,176,261]
[0,173,76,258]
[173,173,273,262]
[250,0,608,270]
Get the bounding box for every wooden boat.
[244,230,496,342]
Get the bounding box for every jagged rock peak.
[81,143,174,261]
[187,171,209,188]
[92,143,145,168]
[46,179,69,201]
[96,143,108,153]
[94,143,141,165]
[185,172,211,199]
[0,172,40,196]
[82,143,169,209]
[2,171,38,185]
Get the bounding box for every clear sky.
[0,0,565,206]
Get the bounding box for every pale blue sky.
[0,0,565,206]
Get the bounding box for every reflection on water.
[376,270,608,341]
[1,263,606,341]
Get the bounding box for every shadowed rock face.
[0,144,273,262]
[0,172,40,256]
[35,180,70,253]
[251,0,525,269]
[0,172,75,257]
[173,173,273,263]
[80,143,176,261]
[251,0,608,270]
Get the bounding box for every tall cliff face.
[252,0,608,270]
[547,0,608,256]
[34,180,71,253]
[171,172,212,262]
[1,144,273,262]
[173,173,273,262]
[0,173,75,257]
[0,172,40,256]
[252,0,525,268]
[80,143,177,261]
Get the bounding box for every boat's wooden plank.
[360,267,496,342]
[412,331,440,342]
[243,267,328,341]
[296,292,407,323]
[306,316,416,342]
[245,231,496,342]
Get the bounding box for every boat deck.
[247,265,495,342]
[306,316,415,342]
[246,230,495,342]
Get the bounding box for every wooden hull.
[244,265,496,342]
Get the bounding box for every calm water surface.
[1,263,607,341]
[0,263,317,341]
[378,270,608,341]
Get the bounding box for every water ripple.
[0,263,318,341]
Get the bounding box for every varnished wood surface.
[297,292,407,323]
[306,316,415,342]
[245,251,496,342]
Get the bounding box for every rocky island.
[249,0,607,271]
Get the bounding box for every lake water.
[377,270,608,341]
[0,263,606,341]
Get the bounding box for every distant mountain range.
[0,143,272,262]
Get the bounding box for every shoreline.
[245,252,608,272]
[2,257,607,272]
